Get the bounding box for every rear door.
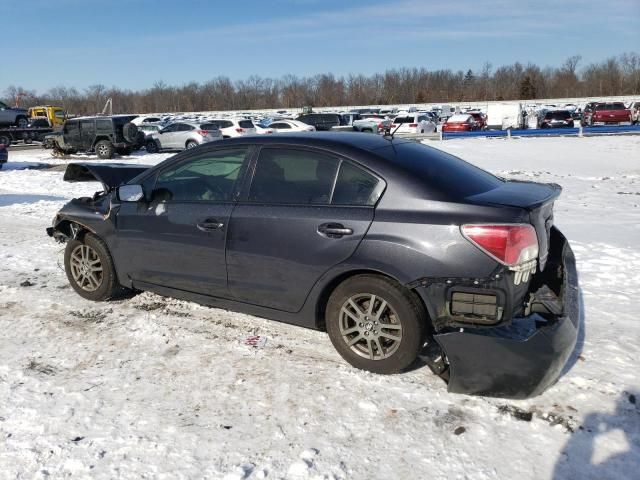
[226,146,384,312]
[114,146,252,296]
[174,123,195,148]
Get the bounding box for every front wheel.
[326,275,425,374]
[64,233,122,301]
[16,116,28,128]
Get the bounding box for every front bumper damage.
[434,228,580,399]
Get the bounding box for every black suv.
[45,115,144,159]
[297,113,341,131]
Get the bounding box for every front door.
[226,146,383,312]
[113,146,251,296]
[157,123,179,149]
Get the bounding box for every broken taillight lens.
[461,224,538,266]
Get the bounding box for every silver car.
[146,121,222,153]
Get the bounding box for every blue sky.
[3,0,639,93]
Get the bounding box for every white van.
[486,103,524,130]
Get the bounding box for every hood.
[63,163,151,190]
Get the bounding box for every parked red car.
[590,102,632,126]
[442,114,476,132]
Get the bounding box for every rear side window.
[154,148,249,202]
[249,148,339,204]
[96,119,112,131]
[376,142,503,199]
[238,120,254,129]
[332,162,383,206]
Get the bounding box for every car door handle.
[196,219,224,232]
[318,223,353,238]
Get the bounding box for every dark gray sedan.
[47,133,580,398]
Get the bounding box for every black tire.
[122,122,139,143]
[64,233,122,301]
[15,116,28,128]
[146,139,159,153]
[185,140,198,149]
[0,134,11,146]
[325,274,426,374]
[95,140,114,159]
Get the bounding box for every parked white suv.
[390,113,436,134]
[146,121,222,153]
[209,118,257,138]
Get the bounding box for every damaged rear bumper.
[435,229,580,399]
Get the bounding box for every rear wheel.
[326,275,425,374]
[95,140,114,159]
[186,140,198,149]
[64,233,122,301]
[0,134,11,146]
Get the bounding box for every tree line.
[3,52,639,115]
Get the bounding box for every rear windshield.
[394,117,415,124]
[200,123,220,130]
[596,103,627,110]
[546,111,572,119]
[239,120,255,128]
[376,142,503,199]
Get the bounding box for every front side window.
[154,148,249,202]
[249,148,339,205]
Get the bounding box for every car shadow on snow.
[0,193,67,207]
[1,161,54,171]
[552,389,640,480]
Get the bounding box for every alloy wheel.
[339,293,402,360]
[69,244,103,292]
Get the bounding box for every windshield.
[393,117,415,124]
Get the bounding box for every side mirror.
[118,184,144,202]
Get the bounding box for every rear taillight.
[409,123,418,127]
[196,129,208,136]
[236,128,244,133]
[461,224,538,266]
[391,124,398,128]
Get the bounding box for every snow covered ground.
[0,136,639,480]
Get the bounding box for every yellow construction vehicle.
[28,105,66,127]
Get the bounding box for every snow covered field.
[0,136,639,480]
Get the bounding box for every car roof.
[218,131,410,152]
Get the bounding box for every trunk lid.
[465,180,562,270]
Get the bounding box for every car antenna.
[386,118,402,141]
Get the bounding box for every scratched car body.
[47,133,580,398]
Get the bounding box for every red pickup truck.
[590,102,632,126]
